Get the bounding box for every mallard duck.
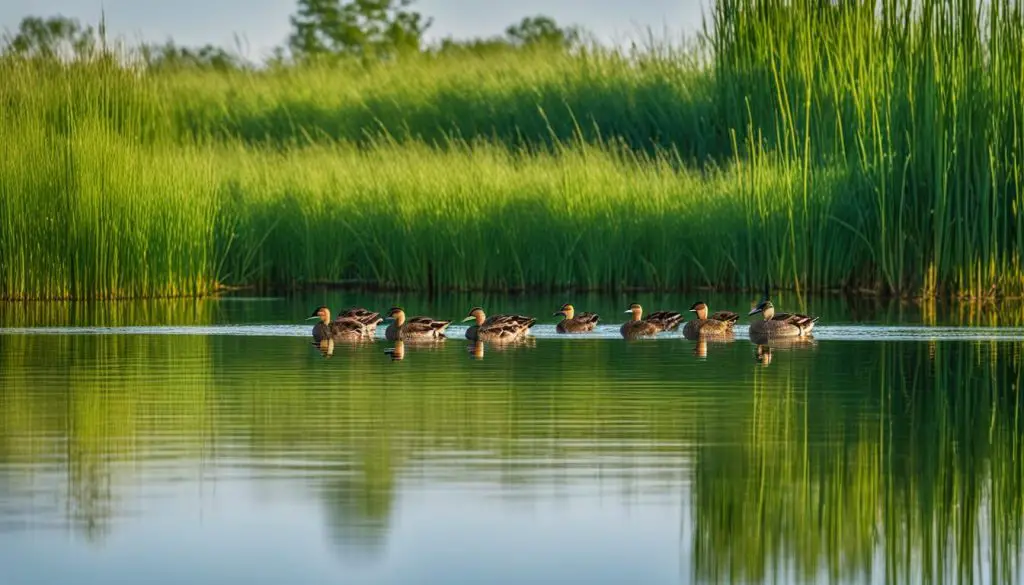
[619,303,684,339]
[553,303,600,333]
[384,306,451,341]
[461,307,535,342]
[682,301,739,339]
[747,297,818,340]
[307,306,374,342]
[337,306,383,336]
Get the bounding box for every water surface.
[1,294,1021,585]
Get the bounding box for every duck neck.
[631,309,642,322]
[564,308,575,320]
[473,313,486,326]
[321,311,331,324]
[696,307,708,320]
[763,306,775,321]
[394,312,406,327]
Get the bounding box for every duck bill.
[305,315,320,320]
[747,306,763,316]
[461,316,475,323]
[623,309,633,314]
[552,311,565,317]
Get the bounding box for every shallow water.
[1,294,1022,585]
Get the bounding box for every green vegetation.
[2,0,1023,299]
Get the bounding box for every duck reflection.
[466,336,537,360]
[691,335,736,360]
[752,337,818,366]
[384,341,405,361]
[313,339,335,358]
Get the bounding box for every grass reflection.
[0,333,1020,581]
[692,341,1023,585]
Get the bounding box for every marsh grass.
[2,0,1023,299]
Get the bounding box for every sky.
[1,0,709,61]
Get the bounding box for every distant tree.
[1,15,97,59]
[287,0,432,60]
[429,15,584,57]
[140,41,244,71]
[504,16,581,49]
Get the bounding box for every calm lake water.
[1,292,1022,585]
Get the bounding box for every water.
[1,293,1022,585]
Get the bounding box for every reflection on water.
[0,309,1022,584]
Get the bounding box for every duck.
[461,307,536,342]
[553,303,600,333]
[747,296,818,340]
[384,306,452,341]
[619,303,684,339]
[682,301,739,339]
[336,306,384,336]
[307,306,375,342]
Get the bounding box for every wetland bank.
[3,0,1024,301]
[3,0,1024,583]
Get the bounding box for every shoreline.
[2,281,1020,304]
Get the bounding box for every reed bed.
[2,0,1023,299]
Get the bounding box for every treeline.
[0,1,585,71]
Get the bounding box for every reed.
[2,0,1022,299]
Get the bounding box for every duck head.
[748,299,775,320]
[689,301,709,320]
[553,303,575,319]
[624,303,643,321]
[462,307,486,325]
[386,306,406,326]
[307,306,331,323]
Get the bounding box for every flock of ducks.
[306,291,820,348]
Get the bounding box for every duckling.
[461,307,535,342]
[384,306,451,341]
[619,303,684,339]
[747,297,818,340]
[682,301,739,339]
[307,306,374,342]
[337,306,383,336]
[553,303,600,333]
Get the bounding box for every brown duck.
[619,303,684,339]
[307,306,374,342]
[553,303,600,333]
[384,307,452,341]
[747,297,819,340]
[682,301,739,339]
[461,307,536,342]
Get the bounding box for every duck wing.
[329,317,369,337]
[710,310,739,324]
[480,314,536,337]
[576,312,600,325]
[645,310,684,331]
[773,312,818,328]
[405,316,453,336]
[337,307,382,326]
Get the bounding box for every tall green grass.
[2,0,1023,299]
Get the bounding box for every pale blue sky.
[2,1,708,60]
